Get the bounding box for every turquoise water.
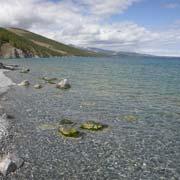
[6,57,180,119]
[2,56,180,179]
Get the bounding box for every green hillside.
[0,27,100,58]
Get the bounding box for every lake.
[1,56,180,179]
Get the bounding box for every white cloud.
[163,2,179,9]
[0,0,180,56]
[79,0,139,16]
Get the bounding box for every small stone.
[142,162,147,169]
[18,80,30,87]
[33,84,42,89]
[56,79,71,89]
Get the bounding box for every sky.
[0,0,180,56]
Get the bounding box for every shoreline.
[0,69,15,141]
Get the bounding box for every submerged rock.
[42,77,57,84]
[59,119,74,125]
[122,115,137,122]
[0,154,24,176]
[81,121,105,131]
[33,84,42,89]
[20,68,30,73]
[80,102,96,107]
[59,128,79,138]
[18,80,30,87]
[56,79,71,89]
[38,124,58,130]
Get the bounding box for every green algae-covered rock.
[81,121,105,131]
[59,128,79,138]
[59,119,74,125]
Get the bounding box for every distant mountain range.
[85,47,156,57]
[0,27,100,59]
[85,47,180,58]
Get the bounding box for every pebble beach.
[0,70,15,141]
[0,57,180,179]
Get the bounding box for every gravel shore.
[0,70,15,141]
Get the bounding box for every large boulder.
[18,80,30,87]
[56,79,71,89]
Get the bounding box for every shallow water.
[1,57,180,179]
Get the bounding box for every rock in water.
[56,79,71,89]
[20,68,30,73]
[0,154,24,176]
[42,77,57,84]
[59,128,79,138]
[18,80,30,87]
[59,119,74,125]
[122,115,137,121]
[33,84,42,89]
[81,121,106,131]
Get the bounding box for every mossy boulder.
[59,119,74,125]
[59,128,79,138]
[81,121,105,131]
[20,68,30,73]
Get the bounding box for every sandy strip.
[0,70,15,140]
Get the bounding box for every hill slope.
[0,27,100,59]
